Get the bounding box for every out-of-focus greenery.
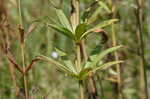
[0,0,150,99]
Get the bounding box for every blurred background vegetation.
[0,0,150,99]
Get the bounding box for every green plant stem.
[135,0,148,98]
[18,0,22,26]
[70,0,80,29]
[81,40,88,61]
[21,44,28,99]
[97,75,104,97]
[75,0,79,26]
[71,0,85,99]
[76,43,85,99]
[112,23,123,99]
[110,1,123,98]
[79,81,84,99]
[76,44,81,72]
[18,0,28,98]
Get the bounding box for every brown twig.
[134,0,149,98]
[25,58,41,74]
[109,1,124,99]
[6,53,24,74]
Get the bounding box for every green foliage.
[55,9,73,31]
[48,24,75,40]
[48,9,117,43]
[81,19,118,38]
[75,23,87,41]
[0,0,149,98]
[39,45,123,81]
[81,1,111,23]
[90,45,122,68]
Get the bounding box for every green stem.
[21,44,28,99]
[111,4,123,98]
[81,40,88,61]
[71,0,81,74]
[71,0,85,99]
[70,0,80,29]
[18,0,22,26]
[76,44,81,72]
[18,0,28,98]
[79,81,84,99]
[112,23,123,99]
[74,0,79,25]
[135,0,148,98]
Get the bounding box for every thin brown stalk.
[70,0,80,29]
[21,43,28,99]
[18,0,28,98]
[80,40,88,61]
[1,27,23,74]
[0,29,20,98]
[4,31,20,97]
[6,53,23,74]
[110,2,123,99]
[25,58,40,74]
[79,81,84,99]
[76,43,81,71]
[112,24,123,99]
[89,77,97,99]
[97,75,104,98]
[135,0,149,98]
[0,1,20,96]
[8,62,19,96]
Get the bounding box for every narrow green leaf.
[91,45,122,67]
[83,1,111,24]
[87,6,102,24]
[90,55,97,61]
[90,45,103,56]
[98,1,111,13]
[55,48,67,57]
[81,19,118,38]
[94,61,123,72]
[82,1,110,23]
[39,55,72,73]
[109,69,118,75]
[48,24,75,40]
[88,19,118,32]
[81,1,98,22]
[55,9,72,31]
[75,23,87,41]
[64,60,77,74]
[84,61,92,69]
